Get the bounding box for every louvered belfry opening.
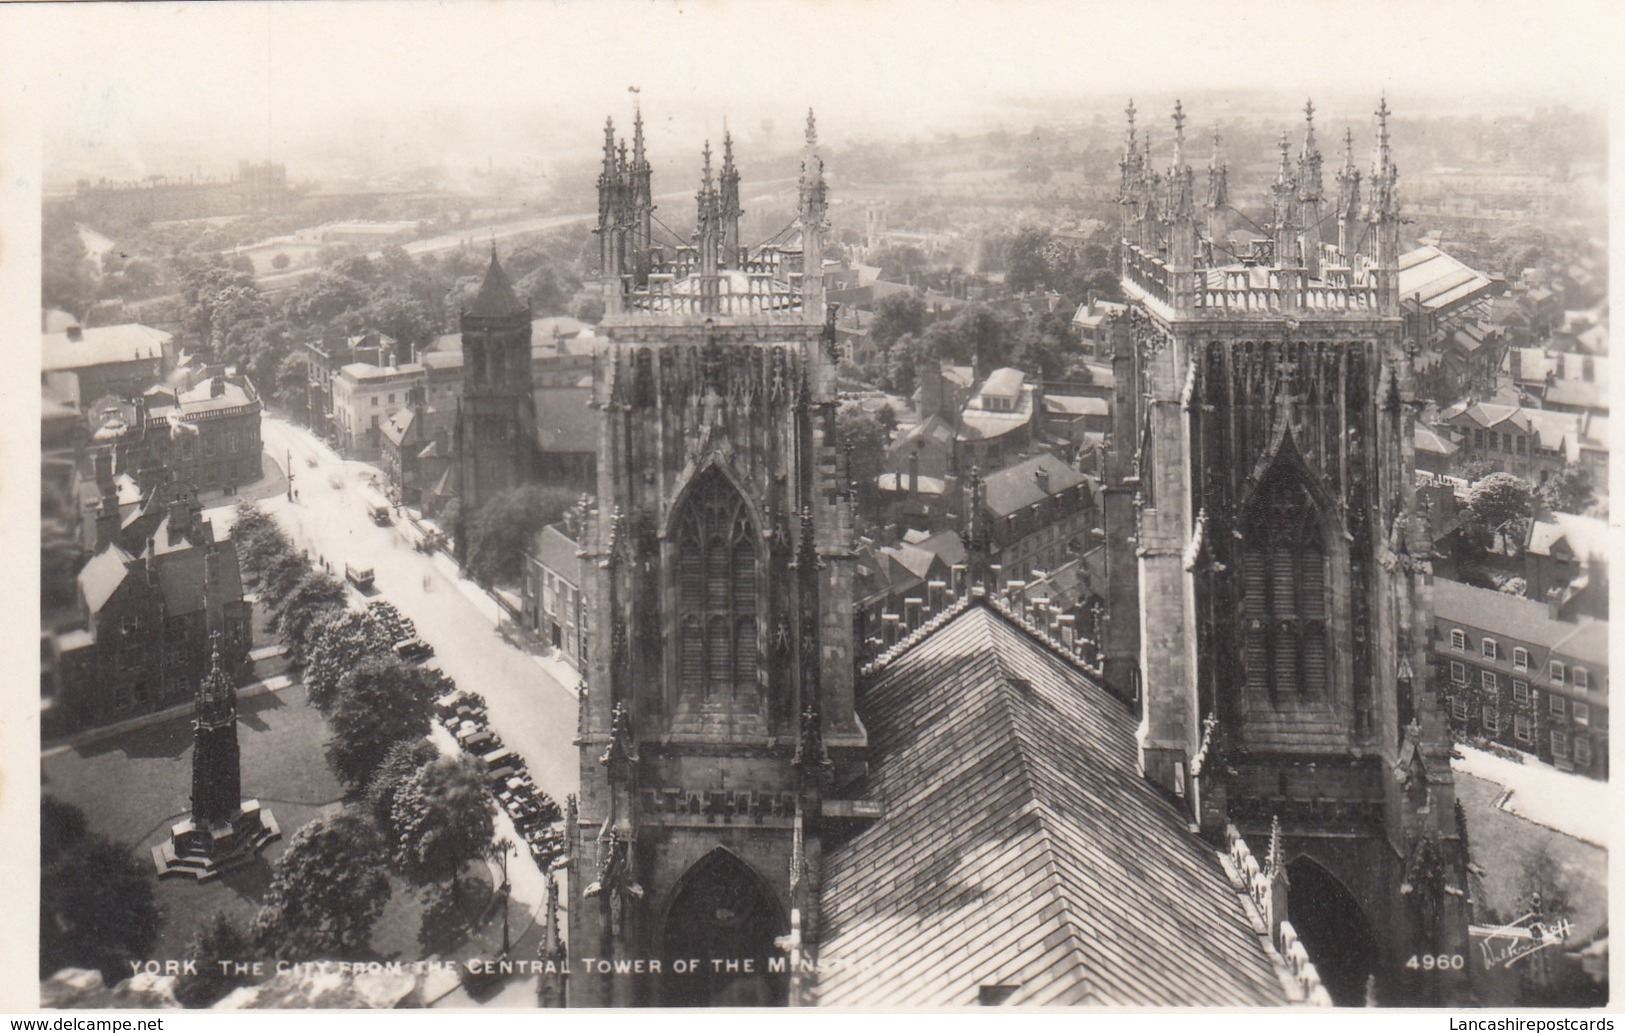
[673,467,764,730]
[1241,462,1330,702]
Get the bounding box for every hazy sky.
[8,0,1617,182]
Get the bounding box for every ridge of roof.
[819,606,1290,1005]
[860,587,1104,686]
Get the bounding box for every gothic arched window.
[675,470,760,703]
[1241,464,1330,700]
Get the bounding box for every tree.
[304,609,395,711]
[1468,472,1535,538]
[252,814,391,961]
[417,880,465,954]
[869,294,927,351]
[390,756,496,898]
[174,912,255,1007]
[947,304,1007,370]
[363,285,439,354]
[277,570,348,664]
[1458,458,1498,483]
[272,352,311,417]
[325,656,438,787]
[259,551,312,624]
[1015,309,1082,382]
[367,737,441,828]
[874,403,899,435]
[40,797,160,982]
[569,290,605,324]
[231,502,283,564]
[883,332,926,396]
[466,484,579,588]
[42,208,97,317]
[1005,227,1053,293]
[1539,467,1595,515]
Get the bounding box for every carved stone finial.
[1266,814,1286,878]
[600,699,640,769]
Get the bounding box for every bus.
[361,485,392,525]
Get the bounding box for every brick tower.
[1106,98,1470,1005]
[454,247,536,562]
[566,105,868,1007]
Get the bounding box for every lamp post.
[491,836,514,956]
[286,450,295,502]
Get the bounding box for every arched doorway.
[1287,857,1381,1006]
[659,848,788,1007]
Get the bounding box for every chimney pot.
[66,325,83,342]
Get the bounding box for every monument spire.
[154,630,280,878]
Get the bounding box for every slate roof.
[1526,512,1609,563]
[1544,378,1611,412]
[1431,578,1576,648]
[1043,394,1109,417]
[1551,620,1608,668]
[880,542,938,581]
[891,414,956,453]
[79,545,135,615]
[816,604,1289,1007]
[914,529,967,569]
[420,350,465,371]
[381,407,416,447]
[533,524,581,582]
[982,454,1089,517]
[979,367,1026,400]
[875,473,946,494]
[42,324,172,372]
[156,543,243,617]
[1397,246,1498,314]
[467,251,527,318]
[1413,423,1459,456]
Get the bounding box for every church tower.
[1108,98,1469,1005]
[568,103,866,1007]
[454,248,536,562]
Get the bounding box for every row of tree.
[855,291,1099,400]
[149,505,508,1004]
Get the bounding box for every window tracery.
[675,469,760,703]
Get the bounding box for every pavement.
[1452,744,1609,847]
[253,415,581,912]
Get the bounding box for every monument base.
[151,799,281,881]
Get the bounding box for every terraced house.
[1432,577,1608,779]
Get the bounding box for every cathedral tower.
[1108,98,1468,1005]
[454,248,536,562]
[569,104,866,1007]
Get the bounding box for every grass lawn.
[41,678,499,981]
[1455,771,1608,942]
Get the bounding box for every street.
[249,415,581,854]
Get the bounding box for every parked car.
[394,638,434,662]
